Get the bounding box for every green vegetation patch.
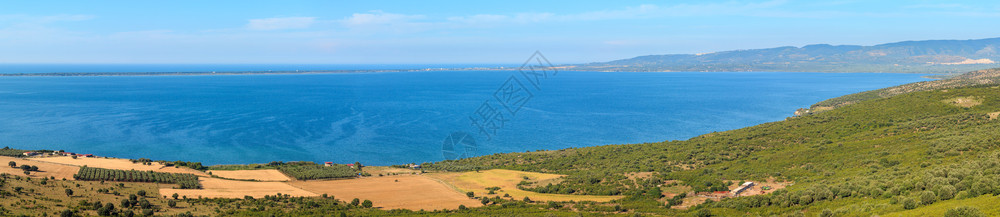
[209,161,363,180]
[0,146,37,157]
[74,166,201,189]
[278,164,360,180]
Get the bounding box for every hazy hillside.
[570,38,1000,73]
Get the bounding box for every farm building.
[730,182,755,196]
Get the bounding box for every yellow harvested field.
[161,177,316,199]
[289,175,482,210]
[31,156,207,176]
[0,156,80,179]
[426,169,623,202]
[364,166,418,176]
[208,169,291,181]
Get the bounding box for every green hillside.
[810,68,1000,110]
[428,69,1000,216]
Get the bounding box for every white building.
[730,182,755,196]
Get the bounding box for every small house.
[22,152,37,156]
[347,164,355,168]
[324,162,333,167]
[408,164,422,169]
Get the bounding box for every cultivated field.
[19,156,618,210]
[160,177,317,199]
[207,169,291,181]
[289,175,482,210]
[364,166,418,176]
[426,169,623,202]
[31,156,207,176]
[0,156,80,179]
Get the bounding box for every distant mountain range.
[568,37,1000,73]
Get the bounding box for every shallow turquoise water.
[0,71,929,165]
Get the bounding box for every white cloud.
[335,10,431,33]
[904,3,970,9]
[246,17,316,31]
[446,14,507,24]
[438,0,799,25]
[0,14,95,29]
[340,10,424,26]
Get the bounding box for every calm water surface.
[0,71,929,165]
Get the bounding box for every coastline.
[0,67,514,77]
[0,66,955,77]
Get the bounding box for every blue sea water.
[0,70,929,165]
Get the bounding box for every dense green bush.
[945,206,986,217]
[278,164,358,180]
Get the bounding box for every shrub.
[938,185,956,200]
[944,206,986,217]
[694,208,713,217]
[547,201,561,209]
[902,198,918,210]
[820,209,834,217]
[919,191,937,205]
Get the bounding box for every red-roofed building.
[324,162,333,167]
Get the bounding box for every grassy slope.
[881,195,1000,217]
[429,69,1000,216]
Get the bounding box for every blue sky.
[1,0,999,64]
